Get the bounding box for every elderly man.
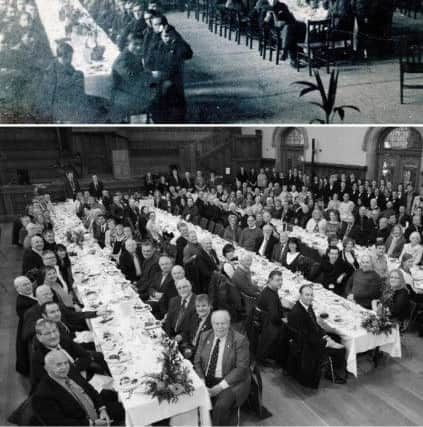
[345,254,383,309]
[30,319,105,390]
[239,215,264,252]
[194,310,250,426]
[118,239,143,283]
[147,255,177,318]
[22,234,44,274]
[288,285,347,386]
[14,275,37,375]
[223,214,241,243]
[32,349,124,426]
[271,231,289,263]
[305,209,327,234]
[257,224,278,260]
[231,253,261,298]
[163,278,196,339]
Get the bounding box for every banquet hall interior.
[2,125,423,426]
[3,0,423,124]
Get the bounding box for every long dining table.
[34,0,120,99]
[53,201,212,427]
[152,207,402,378]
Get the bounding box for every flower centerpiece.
[361,304,395,336]
[140,336,195,404]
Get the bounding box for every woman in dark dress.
[281,237,312,278]
[55,244,74,288]
[14,275,37,375]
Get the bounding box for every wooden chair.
[297,19,331,76]
[243,14,263,52]
[399,35,423,104]
[190,215,200,226]
[261,26,282,64]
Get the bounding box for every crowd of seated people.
[11,165,423,424]
[1,0,193,123]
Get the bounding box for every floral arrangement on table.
[66,228,85,247]
[361,305,396,336]
[140,336,195,404]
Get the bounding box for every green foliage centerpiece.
[141,336,195,404]
[361,304,395,336]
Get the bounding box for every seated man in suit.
[163,278,196,339]
[118,239,143,283]
[180,293,212,360]
[194,310,250,426]
[30,319,108,390]
[256,270,285,365]
[257,224,278,260]
[339,214,361,242]
[22,234,44,274]
[223,213,241,244]
[288,284,347,385]
[32,349,124,426]
[271,230,289,263]
[147,255,177,318]
[136,239,161,299]
[196,236,220,294]
[231,253,261,298]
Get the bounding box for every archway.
[363,127,423,188]
[272,127,309,171]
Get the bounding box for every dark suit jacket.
[32,370,104,426]
[257,234,278,260]
[196,248,219,291]
[194,328,250,407]
[22,249,43,274]
[92,222,107,248]
[175,236,188,266]
[88,181,104,199]
[118,249,143,283]
[136,255,161,299]
[404,224,422,242]
[271,242,289,264]
[149,271,177,315]
[180,312,212,356]
[231,267,261,298]
[110,202,125,222]
[163,294,196,337]
[30,335,92,389]
[63,177,80,200]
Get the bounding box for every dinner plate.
[118,377,139,392]
[107,352,131,364]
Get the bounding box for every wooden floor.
[1,222,423,426]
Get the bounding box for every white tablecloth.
[53,202,212,426]
[34,0,119,99]
[152,208,402,377]
[283,0,328,22]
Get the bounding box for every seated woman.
[374,269,411,322]
[341,237,359,270]
[400,231,423,266]
[385,224,406,259]
[55,244,74,288]
[400,253,423,304]
[281,237,313,278]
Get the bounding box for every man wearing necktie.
[288,284,347,386]
[271,231,289,263]
[163,278,196,339]
[258,224,278,260]
[194,310,250,426]
[32,349,124,426]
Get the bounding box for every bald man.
[22,234,44,274]
[231,254,261,298]
[32,349,124,426]
[194,310,250,426]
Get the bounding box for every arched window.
[284,128,305,146]
[382,127,421,150]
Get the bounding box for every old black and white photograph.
[1,126,423,427]
[0,0,423,123]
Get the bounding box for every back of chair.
[199,217,209,229]
[207,220,216,233]
[400,35,423,68]
[307,19,330,45]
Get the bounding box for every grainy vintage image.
[0,0,422,123]
[1,126,423,426]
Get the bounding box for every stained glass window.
[383,127,413,149]
[285,128,305,146]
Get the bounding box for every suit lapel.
[222,329,234,378]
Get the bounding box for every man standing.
[194,310,250,426]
